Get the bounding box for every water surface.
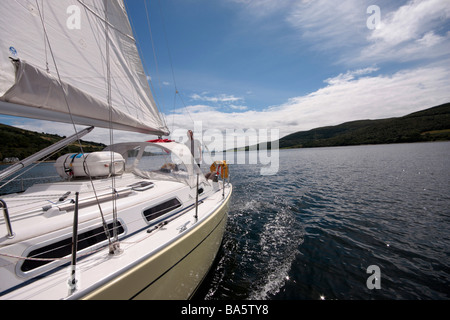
[198,142,450,300]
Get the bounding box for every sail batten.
[0,0,169,136]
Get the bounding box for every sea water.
[197,141,450,300]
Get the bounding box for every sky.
[1,0,450,148]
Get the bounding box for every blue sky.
[2,0,450,144]
[124,0,450,140]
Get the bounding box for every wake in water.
[203,179,304,300]
[248,197,303,299]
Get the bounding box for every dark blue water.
[197,142,450,300]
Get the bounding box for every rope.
[0,244,107,264]
[0,252,68,262]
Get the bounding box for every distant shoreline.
[228,138,450,152]
[234,102,450,152]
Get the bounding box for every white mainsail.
[0,0,169,136]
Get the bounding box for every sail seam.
[76,0,135,42]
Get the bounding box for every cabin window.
[143,198,182,222]
[21,222,125,272]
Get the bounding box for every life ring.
[210,161,229,179]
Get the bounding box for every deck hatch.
[143,198,182,222]
[21,222,125,272]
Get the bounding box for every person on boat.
[186,130,202,167]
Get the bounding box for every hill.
[0,123,106,162]
[278,102,450,149]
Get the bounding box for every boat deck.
[0,172,231,299]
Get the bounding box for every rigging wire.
[175,89,194,124]
[125,0,169,135]
[143,0,170,133]
[154,0,182,131]
[104,0,119,252]
[144,0,196,129]
[143,0,164,107]
[34,0,113,251]
[156,0,178,93]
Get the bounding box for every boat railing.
[0,199,14,239]
[69,192,79,294]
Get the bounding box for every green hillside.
[279,102,450,149]
[0,124,106,162]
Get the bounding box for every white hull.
[82,185,230,300]
[0,164,231,300]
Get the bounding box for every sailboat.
[0,0,231,300]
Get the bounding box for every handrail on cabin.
[0,199,15,239]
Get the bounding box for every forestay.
[0,0,169,136]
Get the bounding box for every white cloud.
[6,63,449,150]
[225,0,450,66]
[166,62,450,143]
[286,0,368,51]
[324,67,379,85]
[266,0,450,64]
[5,1,450,150]
[103,1,450,148]
[190,93,244,104]
[281,66,450,128]
[416,31,445,47]
[369,0,450,45]
[172,104,216,114]
[229,104,248,111]
[360,0,450,63]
